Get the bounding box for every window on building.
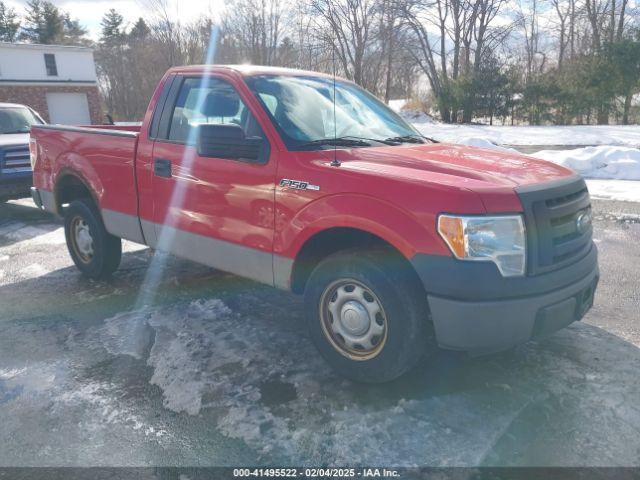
[44,54,58,76]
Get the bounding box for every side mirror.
[197,124,265,163]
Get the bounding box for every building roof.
[0,42,93,52]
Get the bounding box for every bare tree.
[309,0,382,89]
[398,0,510,122]
[222,0,286,65]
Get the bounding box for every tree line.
[0,0,639,125]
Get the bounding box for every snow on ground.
[389,99,438,125]
[414,122,640,147]
[388,99,407,112]
[450,136,518,152]
[408,118,640,201]
[531,146,640,181]
[584,179,640,203]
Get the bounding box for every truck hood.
[337,143,575,189]
[0,133,29,147]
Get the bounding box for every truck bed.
[30,124,141,223]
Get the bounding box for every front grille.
[517,177,593,275]
[1,146,31,174]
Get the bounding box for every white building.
[0,43,102,125]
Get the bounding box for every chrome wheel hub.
[340,301,370,336]
[320,279,388,360]
[72,217,94,262]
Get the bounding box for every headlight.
[437,214,526,277]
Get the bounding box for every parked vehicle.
[0,103,44,202]
[30,66,599,382]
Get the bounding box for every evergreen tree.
[19,1,87,45]
[603,40,640,124]
[62,13,88,45]
[0,1,20,42]
[129,17,150,42]
[20,0,64,44]
[100,9,124,44]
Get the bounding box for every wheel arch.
[54,170,99,214]
[289,226,425,296]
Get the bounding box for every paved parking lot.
[0,197,639,467]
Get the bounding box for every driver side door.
[150,75,277,285]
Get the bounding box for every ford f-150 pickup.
[30,65,599,382]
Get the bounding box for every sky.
[5,0,225,40]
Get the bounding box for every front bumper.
[0,177,32,200]
[411,244,599,354]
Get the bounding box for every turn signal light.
[437,216,465,258]
[29,138,38,169]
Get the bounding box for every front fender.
[276,193,451,259]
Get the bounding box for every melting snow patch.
[0,367,27,380]
[98,298,538,465]
[18,263,50,279]
[100,310,153,360]
[5,226,65,246]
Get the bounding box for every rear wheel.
[305,249,432,383]
[64,198,122,279]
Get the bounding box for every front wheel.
[304,249,432,383]
[64,198,122,279]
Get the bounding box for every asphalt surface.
[0,197,639,467]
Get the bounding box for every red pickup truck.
[30,65,598,382]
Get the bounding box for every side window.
[167,77,264,144]
[258,93,278,115]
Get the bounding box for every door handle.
[154,158,172,178]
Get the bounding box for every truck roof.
[168,64,341,81]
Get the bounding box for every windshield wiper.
[384,134,437,144]
[297,137,372,149]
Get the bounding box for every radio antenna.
[330,44,341,167]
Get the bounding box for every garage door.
[46,92,91,125]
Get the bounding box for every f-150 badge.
[279,179,320,191]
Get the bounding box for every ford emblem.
[576,211,592,234]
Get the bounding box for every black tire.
[304,248,433,383]
[64,198,122,279]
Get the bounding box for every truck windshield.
[246,75,422,150]
[0,107,43,134]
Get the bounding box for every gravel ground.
[0,197,638,468]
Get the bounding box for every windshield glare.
[246,75,420,149]
[0,107,43,134]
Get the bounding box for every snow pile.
[452,136,518,153]
[388,99,407,112]
[400,109,438,124]
[389,98,438,124]
[531,146,640,181]
[413,123,640,147]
